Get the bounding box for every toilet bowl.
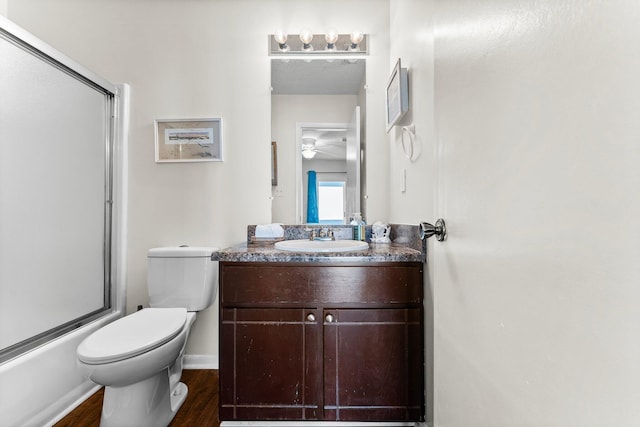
[78,308,192,386]
[78,308,196,426]
[76,246,218,427]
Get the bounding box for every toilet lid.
[78,308,187,364]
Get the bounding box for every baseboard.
[44,382,102,427]
[184,353,218,369]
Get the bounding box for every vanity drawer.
[220,262,423,306]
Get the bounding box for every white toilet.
[77,246,218,427]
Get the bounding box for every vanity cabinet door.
[323,308,424,422]
[220,308,322,421]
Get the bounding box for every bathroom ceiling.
[271,59,365,95]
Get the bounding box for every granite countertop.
[212,224,426,263]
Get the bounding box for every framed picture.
[271,141,278,186]
[385,58,409,133]
[154,118,222,163]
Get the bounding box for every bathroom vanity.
[213,225,426,424]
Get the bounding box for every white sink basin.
[274,239,369,253]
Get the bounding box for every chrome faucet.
[309,228,335,241]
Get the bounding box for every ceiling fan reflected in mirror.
[301,129,347,160]
[301,137,318,159]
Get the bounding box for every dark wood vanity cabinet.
[219,262,425,422]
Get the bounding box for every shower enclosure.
[0,16,127,426]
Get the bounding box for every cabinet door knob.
[306,313,316,322]
[325,314,335,323]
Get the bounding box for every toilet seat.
[78,308,187,364]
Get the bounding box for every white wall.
[388,0,435,224]
[390,0,640,426]
[388,1,436,424]
[272,94,356,224]
[7,0,389,363]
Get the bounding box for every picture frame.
[154,118,222,163]
[271,141,278,186]
[385,58,409,133]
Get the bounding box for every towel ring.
[401,124,415,161]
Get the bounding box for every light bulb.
[350,31,364,44]
[300,29,314,51]
[274,30,289,52]
[274,30,288,44]
[325,29,339,44]
[325,29,338,52]
[349,31,364,51]
[300,29,314,44]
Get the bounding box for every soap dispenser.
[350,212,365,241]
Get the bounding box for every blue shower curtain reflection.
[307,170,319,223]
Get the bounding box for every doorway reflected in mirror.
[271,59,365,224]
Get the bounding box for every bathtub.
[0,312,122,426]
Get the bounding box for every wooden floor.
[54,370,220,427]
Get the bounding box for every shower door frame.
[0,16,118,364]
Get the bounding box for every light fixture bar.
[269,33,368,55]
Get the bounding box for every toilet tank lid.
[148,246,218,258]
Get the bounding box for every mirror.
[271,59,366,224]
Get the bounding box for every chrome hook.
[420,219,447,241]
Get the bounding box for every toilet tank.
[147,246,218,311]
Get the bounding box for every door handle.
[420,219,447,241]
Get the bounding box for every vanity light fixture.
[269,31,368,55]
[274,30,289,52]
[300,29,314,52]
